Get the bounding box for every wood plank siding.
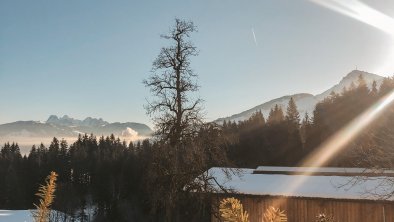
[212,195,394,222]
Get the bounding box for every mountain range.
[215,70,384,123]
[1,70,385,153]
[0,116,153,153]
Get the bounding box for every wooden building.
[207,166,394,222]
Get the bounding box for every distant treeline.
[1,75,394,221]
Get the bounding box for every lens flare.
[267,89,394,209]
[302,90,394,168]
[309,0,394,74]
[309,0,394,35]
[302,0,394,166]
[265,1,394,208]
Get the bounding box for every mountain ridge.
[215,70,384,123]
[0,115,153,141]
[46,115,110,127]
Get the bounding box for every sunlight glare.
[309,0,394,75]
[302,89,394,168]
[265,1,394,209]
[268,89,394,208]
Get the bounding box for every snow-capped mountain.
[46,115,109,127]
[316,70,384,101]
[0,116,153,153]
[215,70,384,123]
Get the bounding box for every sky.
[1,0,394,127]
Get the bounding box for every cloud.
[121,127,139,138]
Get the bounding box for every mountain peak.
[82,117,108,126]
[342,70,380,81]
[330,70,384,95]
[62,115,70,119]
[46,115,110,127]
[47,115,59,122]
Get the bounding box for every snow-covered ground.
[0,210,85,222]
[0,210,32,222]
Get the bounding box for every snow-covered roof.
[254,166,394,176]
[206,167,394,201]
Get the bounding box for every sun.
[310,0,394,75]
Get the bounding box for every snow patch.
[0,210,71,222]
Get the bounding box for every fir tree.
[285,97,300,128]
[267,104,284,124]
[300,112,311,144]
[370,80,378,96]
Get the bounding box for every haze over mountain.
[215,70,384,123]
[0,115,153,154]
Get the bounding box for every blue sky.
[1,0,394,127]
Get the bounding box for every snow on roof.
[206,167,394,201]
[254,166,394,176]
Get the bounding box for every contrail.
[251,28,257,46]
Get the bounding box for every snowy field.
[0,210,85,222]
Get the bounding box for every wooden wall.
[212,195,394,222]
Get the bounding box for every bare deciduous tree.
[143,19,233,222]
[144,18,202,146]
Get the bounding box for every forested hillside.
[224,75,394,169]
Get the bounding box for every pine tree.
[37,143,46,167]
[48,137,60,154]
[223,120,228,129]
[356,74,370,98]
[267,104,284,124]
[58,139,70,182]
[274,105,284,122]
[285,97,300,128]
[379,77,393,96]
[48,137,60,173]
[245,110,265,128]
[283,98,303,164]
[370,80,378,96]
[10,143,21,157]
[300,112,311,144]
